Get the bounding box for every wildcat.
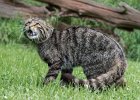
[23,18,127,90]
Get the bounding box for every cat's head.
[23,18,54,43]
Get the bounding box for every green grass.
[0,44,140,100]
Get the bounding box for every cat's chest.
[38,45,62,64]
[37,47,48,61]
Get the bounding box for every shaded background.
[0,0,140,61]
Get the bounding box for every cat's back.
[60,26,98,46]
[59,26,125,62]
[60,26,120,52]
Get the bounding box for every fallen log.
[36,0,140,31]
[0,0,48,18]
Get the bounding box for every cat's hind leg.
[115,77,126,87]
[60,69,73,85]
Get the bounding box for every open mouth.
[27,30,38,39]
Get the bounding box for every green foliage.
[116,29,140,61]
[0,18,29,44]
[0,18,21,43]
[0,44,140,100]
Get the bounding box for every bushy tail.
[62,62,127,90]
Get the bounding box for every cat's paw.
[43,76,55,85]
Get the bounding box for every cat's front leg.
[43,61,61,85]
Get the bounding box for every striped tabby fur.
[24,18,127,90]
